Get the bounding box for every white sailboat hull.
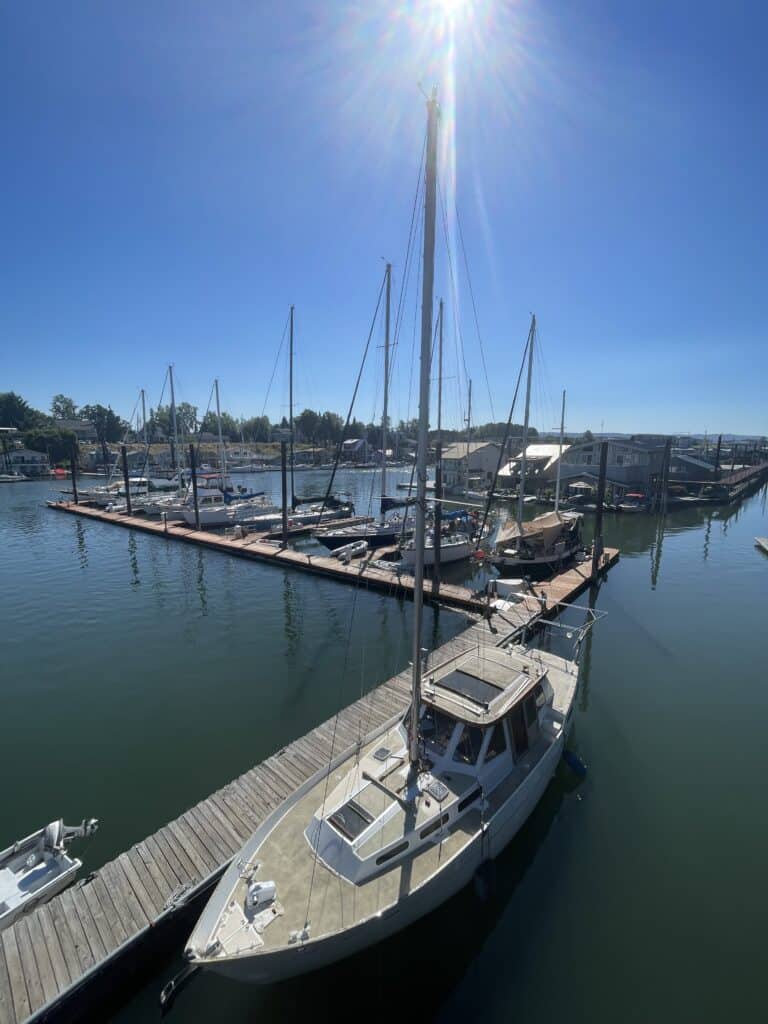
[200,726,567,985]
[400,537,473,568]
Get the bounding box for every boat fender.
[246,879,277,911]
[159,963,200,1015]
[562,749,587,778]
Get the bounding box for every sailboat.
[180,91,592,989]
[489,327,583,578]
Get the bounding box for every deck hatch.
[328,800,374,841]
[437,670,503,708]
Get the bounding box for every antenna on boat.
[516,315,535,527]
[408,87,439,768]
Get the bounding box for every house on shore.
[442,441,501,490]
[4,448,50,477]
[53,419,98,442]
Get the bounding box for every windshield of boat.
[421,706,457,755]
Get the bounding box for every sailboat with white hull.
[181,92,593,991]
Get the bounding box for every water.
[1,475,766,1022]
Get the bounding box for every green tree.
[200,409,239,441]
[79,404,125,443]
[583,429,594,442]
[0,392,44,430]
[240,415,271,442]
[24,426,77,463]
[50,394,78,420]
[295,408,320,443]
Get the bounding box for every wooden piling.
[188,444,200,531]
[591,440,608,578]
[120,445,132,516]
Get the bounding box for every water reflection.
[128,533,140,587]
[196,548,208,616]
[75,519,88,570]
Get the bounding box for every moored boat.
[0,818,98,931]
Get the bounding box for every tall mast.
[380,264,391,523]
[464,378,472,492]
[289,305,295,510]
[409,88,439,767]
[214,378,226,484]
[141,389,147,446]
[431,299,444,596]
[169,364,179,483]
[516,315,535,525]
[555,388,566,513]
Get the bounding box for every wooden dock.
[45,501,486,613]
[0,507,617,1024]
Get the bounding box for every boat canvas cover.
[495,510,574,547]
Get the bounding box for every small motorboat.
[0,818,98,931]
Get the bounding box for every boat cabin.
[306,648,557,887]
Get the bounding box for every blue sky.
[1,0,766,436]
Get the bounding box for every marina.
[0,475,618,1022]
[1,3,766,1021]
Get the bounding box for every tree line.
[1,390,542,464]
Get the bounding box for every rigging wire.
[455,200,496,422]
[261,311,291,420]
[476,326,532,543]
[317,270,387,521]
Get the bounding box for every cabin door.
[508,703,529,759]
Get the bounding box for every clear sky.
[1,0,766,436]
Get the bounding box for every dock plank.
[13,919,45,1015]
[34,906,71,992]
[67,886,107,963]
[1,929,30,1024]
[136,838,177,896]
[79,878,119,956]
[24,912,59,1007]
[46,895,88,980]
[154,827,198,885]
[117,852,163,922]
[89,874,129,947]
[166,820,212,880]
[0,942,16,1024]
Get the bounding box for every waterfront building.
[442,441,501,489]
[4,447,50,477]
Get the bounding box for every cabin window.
[615,455,624,466]
[329,800,374,841]
[419,813,450,840]
[458,788,482,813]
[375,841,409,865]
[452,725,484,765]
[524,693,538,728]
[508,703,529,759]
[483,722,507,763]
[421,707,457,755]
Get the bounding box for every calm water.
[2,474,767,1022]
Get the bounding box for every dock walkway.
[0,508,617,1024]
[45,502,486,613]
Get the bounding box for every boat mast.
[169,364,180,488]
[432,299,444,595]
[380,264,391,523]
[516,315,535,525]
[141,389,147,446]
[555,388,565,513]
[289,305,295,510]
[214,378,226,485]
[464,378,472,492]
[409,89,439,767]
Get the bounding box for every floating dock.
[45,501,490,613]
[0,506,617,1024]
